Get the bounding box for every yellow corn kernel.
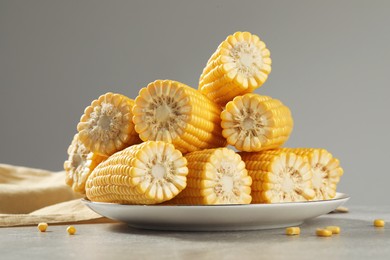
[86,141,189,205]
[285,227,300,236]
[77,92,142,157]
[37,223,48,232]
[281,148,343,201]
[67,226,76,235]
[199,31,272,106]
[316,228,332,237]
[168,148,252,205]
[132,80,226,154]
[239,150,315,203]
[333,206,349,213]
[326,226,341,234]
[221,93,293,152]
[374,219,385,227]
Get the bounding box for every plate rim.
[83,192,350,231]
[82,192,350,208]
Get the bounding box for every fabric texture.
[0,164,112,227]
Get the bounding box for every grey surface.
[1,205,390,260]
[1,0,390,205]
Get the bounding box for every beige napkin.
[0,164,113,227]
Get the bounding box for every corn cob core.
[280,148,343,200]
[64,133,107,194]
[169,148,252,205]
[77,92,142,157]
[86,141,188,204]
[221,93,293,152]
[240,150,315,203]
[132,80,226,154]
[199,31,272,106]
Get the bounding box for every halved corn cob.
[64,134,107,194]
[280,148,343,200]
[221,93,293,152]
[199,31,272,106]
[77,92,142,157]
[168,148,252,205]
[85,141,188,204]
[132,80,226,154]
[240,150,315,203]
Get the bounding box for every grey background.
[1,0,389,205]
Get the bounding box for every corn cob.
[64,134,107,194]
[221,93,293,152]
[199,31,272,106]
[240,150,315,203]
[77,92,142,157]
[85,141,188,204]
[280,148,343,200]
[168,148,252,205]
[132,80,226,154]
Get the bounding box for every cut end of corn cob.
[240,150,315,203]
[133,80,190,143]
[64,134,89,186]
[64,134,107,194]
[86,141,188,204]
[77,92,141,157]
[281,148,343,200]
[309,149,343,200]
[199,31,272,106]
[133,80,226,153]
[221,93,293,152]
[169,148,252,205]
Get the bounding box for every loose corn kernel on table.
[1,205,389,260]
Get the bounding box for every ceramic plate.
[83,192,349,231]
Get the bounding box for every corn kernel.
[374,219,385,227]
[37,223,48,232]
[325,226,341,234]
[316,228,332,237]
[334,206,349,213]
[67,226,76,235]
[285,227,300,236]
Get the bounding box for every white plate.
[83,192,349,231]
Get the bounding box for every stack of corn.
[64,31,343,205]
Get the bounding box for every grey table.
[1,205,389,260]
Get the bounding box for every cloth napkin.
[0,164,113,227]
